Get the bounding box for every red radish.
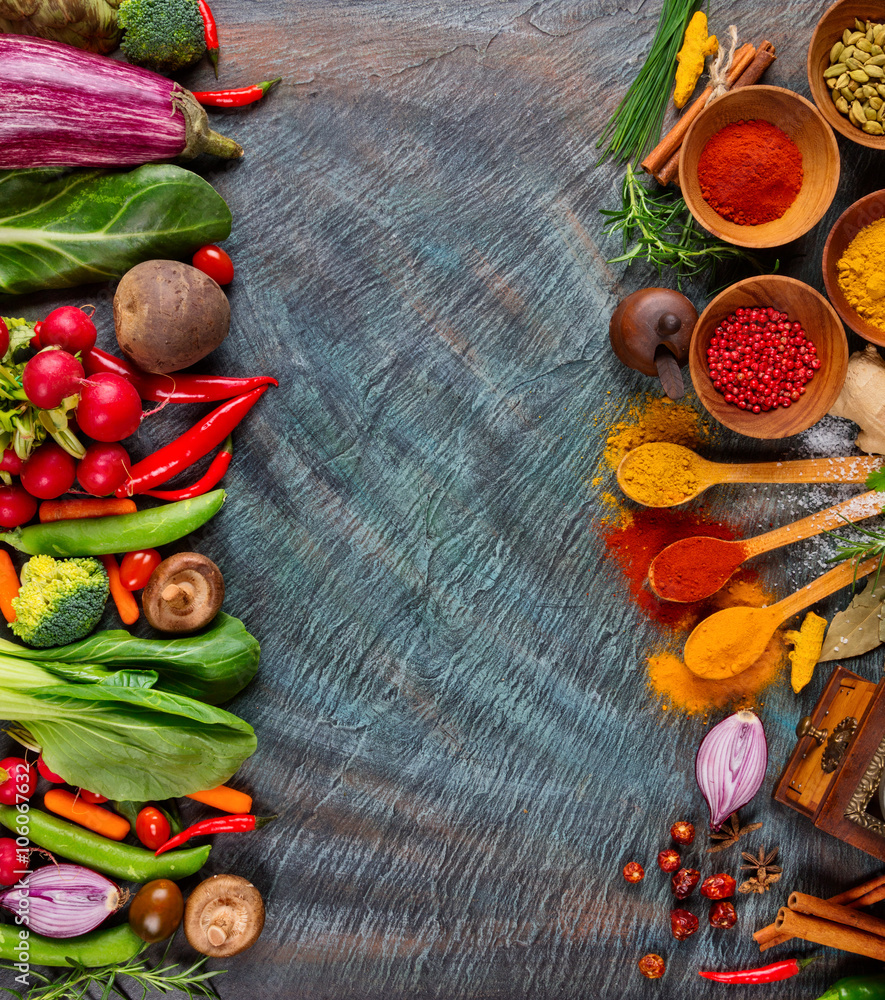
[76,373,142,442]
[22,349,84,409]
[20,441,76,499]
[0,485,37,527]
[40,306,97,354]
[0,318,8,359]
[77,789,108,804]
[0,839,29,886]
[77,442,131,496]
[0,449,23,476]
[37,755,64,783]
[0,758,36,804]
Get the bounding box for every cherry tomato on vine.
[119,549,162,591]
[191,245,234,285]
[135,806,171,851]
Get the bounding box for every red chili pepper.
[143,435,233,501]
[154,813,275,855]
[83,348,278,404]
[115,386,270,497]
[197,0,220,76]
[699,956,815,984]
[192,79,281,108]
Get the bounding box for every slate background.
[3,0,885,997]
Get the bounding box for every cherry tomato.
[135,805,171,851]
[119,549,163,591]
[0,758,36,805]
[129,878,183,943]
[77,788,108,804]
[192,244,234,285]
[36,755,65,783]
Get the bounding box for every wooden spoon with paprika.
[616,443,881,508]
[682,554,881,679]
[649,490,884,603]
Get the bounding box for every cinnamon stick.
[789,892,885,938]
[775,908,885,961]
[731,41,777,91]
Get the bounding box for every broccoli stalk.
[118,0,205,73]
[11,555,109,648]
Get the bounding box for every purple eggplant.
[0,35,243,167]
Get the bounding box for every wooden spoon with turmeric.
[616,442,881,508]
[648,490,885,603]
[682,554,882,679]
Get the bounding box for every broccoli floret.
[118,0,205,74]
[11,555,109,648]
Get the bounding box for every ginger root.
[784,611,827,694]
[674,12,718,109]
[828,344,885,455]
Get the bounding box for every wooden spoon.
[682,554,882,679]
[616,443,881,508]
[648,491,885,603]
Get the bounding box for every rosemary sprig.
[0,945,224,1000]
[600,163,772,289]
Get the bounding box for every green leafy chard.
[0,164,231,296]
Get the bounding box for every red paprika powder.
[651,535,748,603]
[697,119,802,226]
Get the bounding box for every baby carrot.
[186,784,253,814]
[40,498,137,523]
[100,554,139,625]
[0,549,19,622]
[43,789,130,841]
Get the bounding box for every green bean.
[0,805,210,881]
[0,922,143,967]
[0,490,225,556]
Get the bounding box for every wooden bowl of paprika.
[679,86,840,249]
[822,188,885,347]
[689,274,848,439]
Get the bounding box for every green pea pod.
[0,490,225,556]
[816,973,885,1000]
[0,805,210,881]
[0,922,143,967]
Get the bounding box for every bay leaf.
[0,164,231,296]
[819,575,885,661]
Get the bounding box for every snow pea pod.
[0,805,210,881]
[0,921,142,967]
[0,490,225,556]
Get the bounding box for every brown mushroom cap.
[142,552,225,633]
[184,874,265,957]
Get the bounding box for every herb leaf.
[866,466,885,492]
[819,575,885,662]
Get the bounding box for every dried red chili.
[709,900,737,928]
[657,849,681,872]
[638,954,666,979]
[671,868,699,899]
[670,821,695,845]
[700,873,736,899]
[192,79,281,108]
[622,861,645,883]
[670,909,699,940]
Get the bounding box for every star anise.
[707,812,763,853]
[738,844,782,894]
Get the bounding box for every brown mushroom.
[184,874,265,957]
[609,287,698,399]
[142,552,224,633]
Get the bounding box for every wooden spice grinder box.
[774,666,885,861]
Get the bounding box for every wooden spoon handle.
[742,492,885,558]
[714,455,882,486]
[774,554,883,621]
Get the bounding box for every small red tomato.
[670,820,695,845]
[135,806,171,851]
[671,868,699,900]
[78,789,108,804]
[192,244,234,285]
[638,954,666,979]
[709,900,738,929]
[670,908,699,940]
[701,873,736,899]
[119,549,163,591]
[657,848,681,872]
[0,758,36,805]
[622,861,644,883]
[36,755,64,783]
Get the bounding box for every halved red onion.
[696,710,767,831]
[0,863,122,937]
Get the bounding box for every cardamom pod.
[867,64,885,78]
[831,40,845,61]
[836,96,850,113]
[842,85,858,100]
[825,62,849,77]
[857,38,874,52]
[870,96,883,109]
[856,16,866,31]
[866,54,885,66]
[862,119,884,133]
[846,56,863,69]
[848,30,866,44]
[850,69,871,81]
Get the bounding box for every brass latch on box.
[796,715,859,773]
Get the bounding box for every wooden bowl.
[679,86,840,249]
[689,275,848,439]
[823,188,885,347]
[808,0,885,150]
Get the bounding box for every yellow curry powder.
[603,394,714,471]
[618,441,702,507]
[837,218,885,331]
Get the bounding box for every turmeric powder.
[784,611,827,694]
[674,12,718,109]
[617,441,701,507]
[837,218,885,331]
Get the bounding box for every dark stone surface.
[2,1,885,997]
